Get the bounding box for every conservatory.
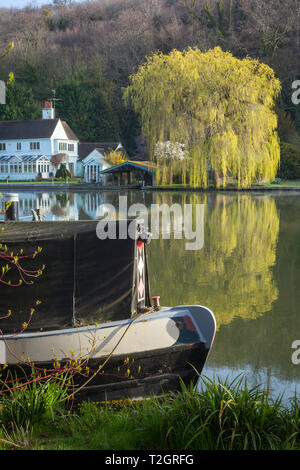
[0,155,51,181]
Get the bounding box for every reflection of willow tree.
[148,193,279,328]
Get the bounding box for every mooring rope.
[66,307,156,400]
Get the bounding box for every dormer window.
[68,144,74,152]
[30,142,40,150]
[0,143,6,151]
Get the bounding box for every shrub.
[55,163,72,180]
[277,142,300,179]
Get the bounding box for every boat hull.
[0,305,216,402]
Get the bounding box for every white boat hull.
[0,305,216,402]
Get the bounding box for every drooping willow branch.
[124,46,281,188]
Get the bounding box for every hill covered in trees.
[0,0,299,157]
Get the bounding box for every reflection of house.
[6,192,52,221]
[6,192,79,221]
[78,192,109,219]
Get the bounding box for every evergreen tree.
[0,81,39,121]
[55,79,119,142]
[55,163,71,179]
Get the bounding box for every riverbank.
[0,374,299,450]
[0,181,300,193]
[145,180,300,192]
[0,183,141,192]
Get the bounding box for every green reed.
[0,373,299,450]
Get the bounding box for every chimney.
[42,101,55,119]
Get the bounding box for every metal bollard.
[4,193,19,221]
[152,296,161,311]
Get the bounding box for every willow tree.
[124,47,281,188]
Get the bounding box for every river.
[1,189,300,402]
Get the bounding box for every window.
[68,143,74,152]
[17,143,21,150]
[37,157,50,174]
[0,143,6,151]
[59,142,67,151]
[30,142,40,150]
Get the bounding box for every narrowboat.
[0,217,216,402]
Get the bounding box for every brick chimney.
[42,101,55,119]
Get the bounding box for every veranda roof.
[100,160,156,174]
[0,155,50,162]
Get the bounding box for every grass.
[267,179,300,186]
[0,369,70,430]
[1,373,299,450]
[152,179,300,189]
[0,179,83,184]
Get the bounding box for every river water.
[1,189,300,402]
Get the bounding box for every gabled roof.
[0,119,79,141]
[101,160,156,174]
[61,121,79,141]
[82,155,107,166]
[78,142,121,160]
[0,119,59,140]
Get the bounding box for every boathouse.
[100,160,156,186]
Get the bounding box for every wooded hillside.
[0,0,299,156]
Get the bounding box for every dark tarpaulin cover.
[0,220,151,333]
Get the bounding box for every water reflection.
[149,193,279,326]
[0,191,157,222]
[1,189,300,401]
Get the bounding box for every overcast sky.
[0,0,85,8]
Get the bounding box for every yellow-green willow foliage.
[124,47,281,188]
[148,193,279,328]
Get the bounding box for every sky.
[0,0,85,8]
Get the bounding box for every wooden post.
[4,193,19,221]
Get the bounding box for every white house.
[0,101,124,182]
[78,142,124,184]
